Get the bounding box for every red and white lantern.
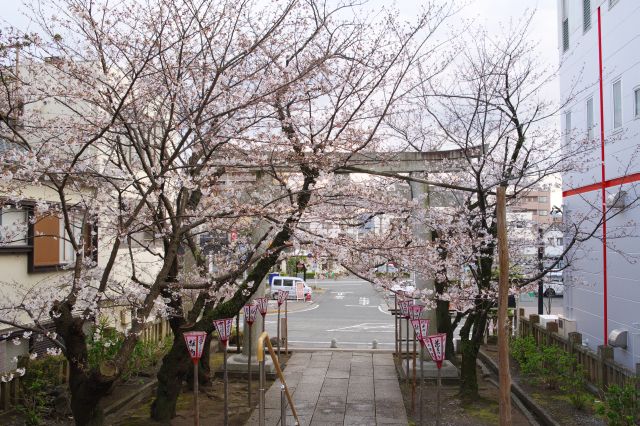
[255,297,269,317]
[425,333,447,368]
[183,331,207,363]
[410,319,430,343]
[408,304,424,321]
[276,289,288,306]
[398,300,412,319]
[243,303,258,325]
[213,318,234,345]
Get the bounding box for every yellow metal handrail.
[257,331,300,425]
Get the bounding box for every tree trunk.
[150,337,191,422]
[435,299,456,365]
[68,366,113,426]
[459,337,480,400]
[458,307,489,399]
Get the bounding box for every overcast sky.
[1,0,562,201]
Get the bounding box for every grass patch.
[463,397,499,424]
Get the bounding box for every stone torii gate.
[226,146,480,373]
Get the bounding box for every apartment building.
[559,0,640,371]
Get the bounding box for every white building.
[558,0,640,371]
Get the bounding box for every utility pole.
[537,226,544,315]
[496,186,512,425]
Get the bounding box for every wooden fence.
[517,308,638,391]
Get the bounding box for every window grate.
[583,0,591,31]
[562,19,569,52]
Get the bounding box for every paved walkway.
[246,351,407,425]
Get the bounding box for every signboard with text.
[243,304,258,325]
[277,290,288,306]
[425,333,447,368]
[255,297,269,317]
[213,318,233,345]
[183,331,207,363]
[410,318,430,343]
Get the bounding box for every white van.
[270,276,313,300]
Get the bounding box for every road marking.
[327,323,394,333]
[378,305,392,315]
[287,340,394,346]
[344,305,378,308]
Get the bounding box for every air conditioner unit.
[539,314,558,329]
[607,191,627,209]
[557,316,577,338]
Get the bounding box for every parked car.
[387,280,415,297]
[270,276,313,300]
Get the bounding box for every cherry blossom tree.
[1,0,455,424]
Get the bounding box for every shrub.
[560,363,590,410]
[87,319,171,381]
[596,380,640,426]
[17,355,68,425]
[510,336,591,410]
[510,336,541,377]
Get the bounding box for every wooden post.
[496,186,512,426]
[597,345,614,388]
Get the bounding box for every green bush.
[510,336,542,377]
[510,336,591,409]
[596,380,640,426]
[561,363,590,410]
[17,355,67,425]
[87,319,171,381]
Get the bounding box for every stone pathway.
[246,351,407,425]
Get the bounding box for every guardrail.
[257,331,299,426]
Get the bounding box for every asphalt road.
[264,278,395,349]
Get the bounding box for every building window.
[586,97,594,140]
[31,212,97,272]
[538,196,548,203]
[539,210,549,216]
[613,79,622,130]
[564,111,572,145]
[0,206,28,247]
[562,0,570,52]
[583,0,591,31]
[634,87,640,118]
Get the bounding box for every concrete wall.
[559,0,640,370]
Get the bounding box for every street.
[264,278,395,349]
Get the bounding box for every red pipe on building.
[597,7,609,346]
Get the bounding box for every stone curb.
[103,379,157,417]
[477,349,560,426]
